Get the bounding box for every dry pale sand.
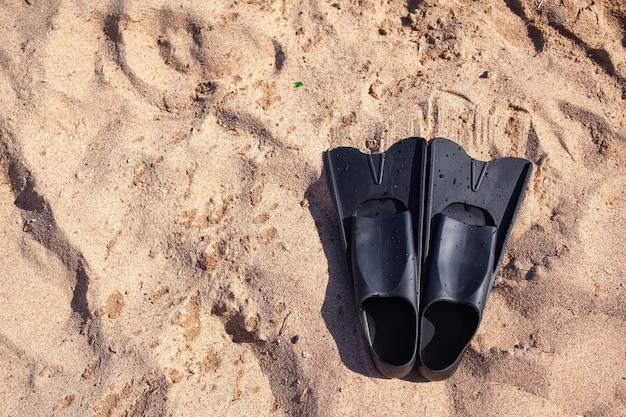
[0,0,625,416]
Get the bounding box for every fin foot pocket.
[420,301,478,372]
[354,198,407,218]
[363,297,417,367]
[440,202,495,226]
[351,209,418,378]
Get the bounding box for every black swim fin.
[418,138,532,381]
[325,138,427,378]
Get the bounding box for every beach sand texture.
[0,0,625,416]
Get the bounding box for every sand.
[0,0,625,416]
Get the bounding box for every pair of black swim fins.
[326,137,532,380]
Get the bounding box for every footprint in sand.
[424,90,545,163]
[102,2,275,115]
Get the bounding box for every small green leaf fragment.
[293,81,304,88]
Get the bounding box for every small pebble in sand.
[302,352,310,359]
[291,335,300,344]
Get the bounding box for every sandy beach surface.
[1,1,625,416]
